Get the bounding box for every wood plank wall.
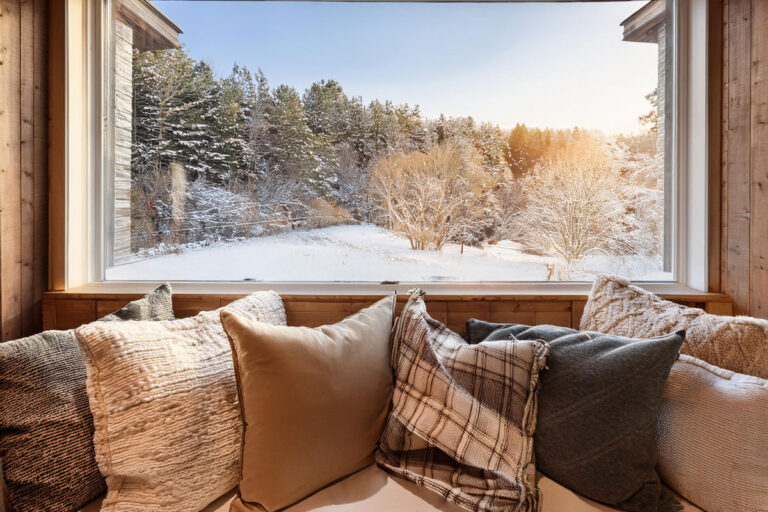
[720,0,768,316]
[41,292,733,337]
[0,0,48,340]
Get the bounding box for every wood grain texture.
[725,0,752,314]
[48,0,64,292]
[0,0,48,341]
[708,0,724,293]
[32,0,47,334]
[41,292,734,334]
[20,0,34,337]
[720,0,731,295]
[718,0,768,318]
[750,0,768,318]
[1,0,23,340]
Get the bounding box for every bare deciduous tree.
[369,143,491,250]
[519,137,632,268]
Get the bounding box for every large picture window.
[102,0,676,283]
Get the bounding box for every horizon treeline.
[129,47,661,269]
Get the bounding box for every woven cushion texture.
[580,274,768,378]
[224,296,395,512]
[656,354,768,512]
[466,320,684,512]
[75,291,286,512]
[377,292,549,512]
[98,283,174,322]
[0,285,175,512]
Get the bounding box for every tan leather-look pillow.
[222,295,396,512]
[581,274,768,378]
[656,354,768,512]
[75,291,286,512]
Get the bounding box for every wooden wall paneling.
[20,0,35,336]
[0,0,47,341]
[1,0,23,340]
[719,0,768,318]
[720,0,730,295]
[420,299,448,326]
[32,0,48,336]
[571,300,587,329]
[705,301,734,315]
[750,0,768,319]
[48,0,65,292]
[708,0,724,292]
[445,301,490,337]
[173,295,221,319]
[725,0,752,315]
[535,310,572,328]
[41,295,56,330]
[41,293,734,332]
[54,299,96,330]
[488,302,535,326]
[282,297,378,327]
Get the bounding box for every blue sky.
[155,1,656,135]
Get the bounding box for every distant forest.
[130,47,663,269]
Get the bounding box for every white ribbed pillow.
[75,292,285,512]
[656,354,768,512]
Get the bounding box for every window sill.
[46,280,728,302]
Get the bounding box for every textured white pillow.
[75,292,286,512]
[581,274,768,378]
[656,354,768,512]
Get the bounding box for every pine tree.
[132,47,223,183]
[303,79,352,144]
[217,64,257,185]
[269,85,338,198]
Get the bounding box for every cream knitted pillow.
[581,274,768,378]
[75,292,285,512]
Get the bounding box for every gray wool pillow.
[0,284,175,512]
[466,319,685,512]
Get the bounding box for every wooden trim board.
[42,291,734,337]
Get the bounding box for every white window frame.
[61,0,712,295]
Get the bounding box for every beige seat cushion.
[81,465,702,512]
[536,475,701,512]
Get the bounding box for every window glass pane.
[104,0,674,283]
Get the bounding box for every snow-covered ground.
[106,224,671,282]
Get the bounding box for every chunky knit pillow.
[581,274,768,378]
[0,284,175,512]
[75,291,286,512]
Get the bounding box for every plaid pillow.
[376,290,549,512]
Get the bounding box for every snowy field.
[106,224,671,282]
